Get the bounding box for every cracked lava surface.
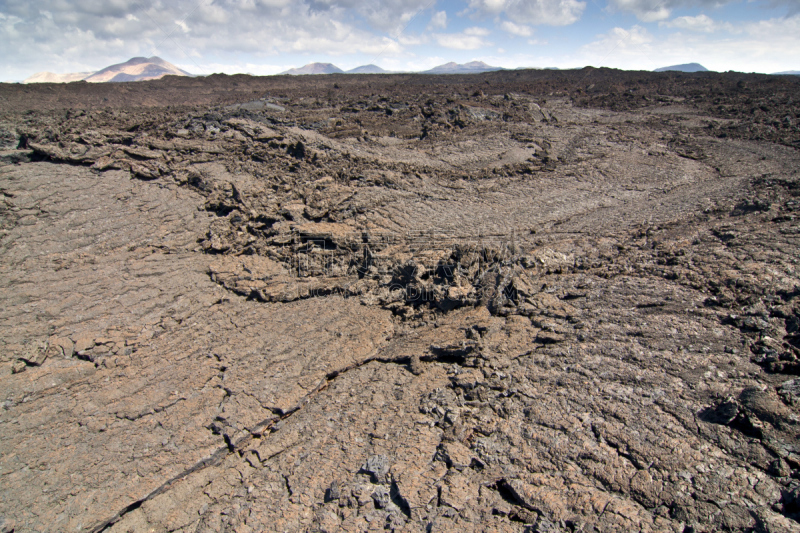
[1,68,800,532]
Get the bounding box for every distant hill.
[84,57,192,83]
[347,64,387,74]
[24,57,192,84]
[23,71,95,84]
[281,63,344,75]
[654,63,709,73]
[772,70,800,75]
[423,61,503,74]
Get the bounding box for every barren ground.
[1,68,800,532]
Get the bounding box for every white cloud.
[429,10,447,30]
[309,0,434,33]
[468,0,586,26]
[384,55,446,72]
[660,14,732,33]
[285,20,403,56]
[257,0,293,7]
[608,0,800,23]
[500,20,532,37]
[574,15,800,73]
[435,27,492,50]
[577,25,655,67]
[608,0,671,21]
[3,0,800,80]
[465,27,490,36]
[593,25,653,48]
[0,0,417,79]
[398,34,429,46]
[195,4,230,25]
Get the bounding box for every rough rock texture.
[1,69,800,532]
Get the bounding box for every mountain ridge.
[346,64,387,74]
[279,61,504,76]
[654,62,709,73]
[423,61,503,74]
[280,63,344,75]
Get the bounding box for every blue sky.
[1,0,799,80]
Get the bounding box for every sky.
[1,0,799,81]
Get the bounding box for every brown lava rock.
[1,69,800,532]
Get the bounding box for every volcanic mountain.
[83,56,192,82]
[346,64,387,74]
[423,61,503,74]
[280,63,344,75]
[22,56,192,84]
[654,62,709,73]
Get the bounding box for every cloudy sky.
[1,0,799,80]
